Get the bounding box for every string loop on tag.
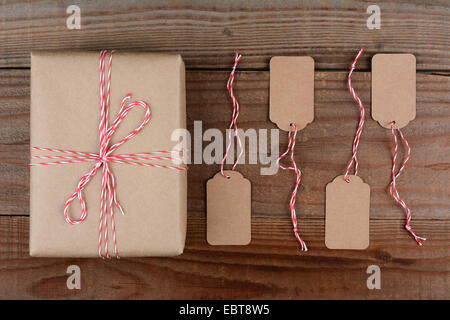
[277,123,307,251]
[220,51,243,179]
[389,122,426,246]
[344,48,365,183]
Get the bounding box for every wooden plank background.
[0,0,449,70]
[0,0,449,299]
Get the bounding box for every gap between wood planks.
[1,66,450,76]
[1,70,448,221]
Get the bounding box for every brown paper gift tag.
[269,56,314,131]
[207,171,251,245]
[372,53,416,129]
[325,175,370,250]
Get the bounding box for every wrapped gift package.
[30,51,187,257]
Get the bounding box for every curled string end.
[293,225,308,253]
[406,225,426,246]
[122,94,132,103]
[415,237,426,246]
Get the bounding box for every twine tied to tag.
[389,122,426,246]
[30,50,186,259]
[344,48,365,182]
[277,123,307,251]
[220,51,243,178]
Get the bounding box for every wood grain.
[1,215,449,299]
[0,68,449,299]
[1,69,448,219]
[0,0,449,70]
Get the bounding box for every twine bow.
[30,50,186,258]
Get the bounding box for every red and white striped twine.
[344,48,365,182]
[277,123,307,251]
[220,51,244,178]
[389,122,426,246]
[30,50,186,259]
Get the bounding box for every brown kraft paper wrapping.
[30,51,187,257]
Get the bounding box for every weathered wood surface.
[0,69,449,299]
[1,216,450,299]
[1,69,449,219]
[0,0,449,70]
